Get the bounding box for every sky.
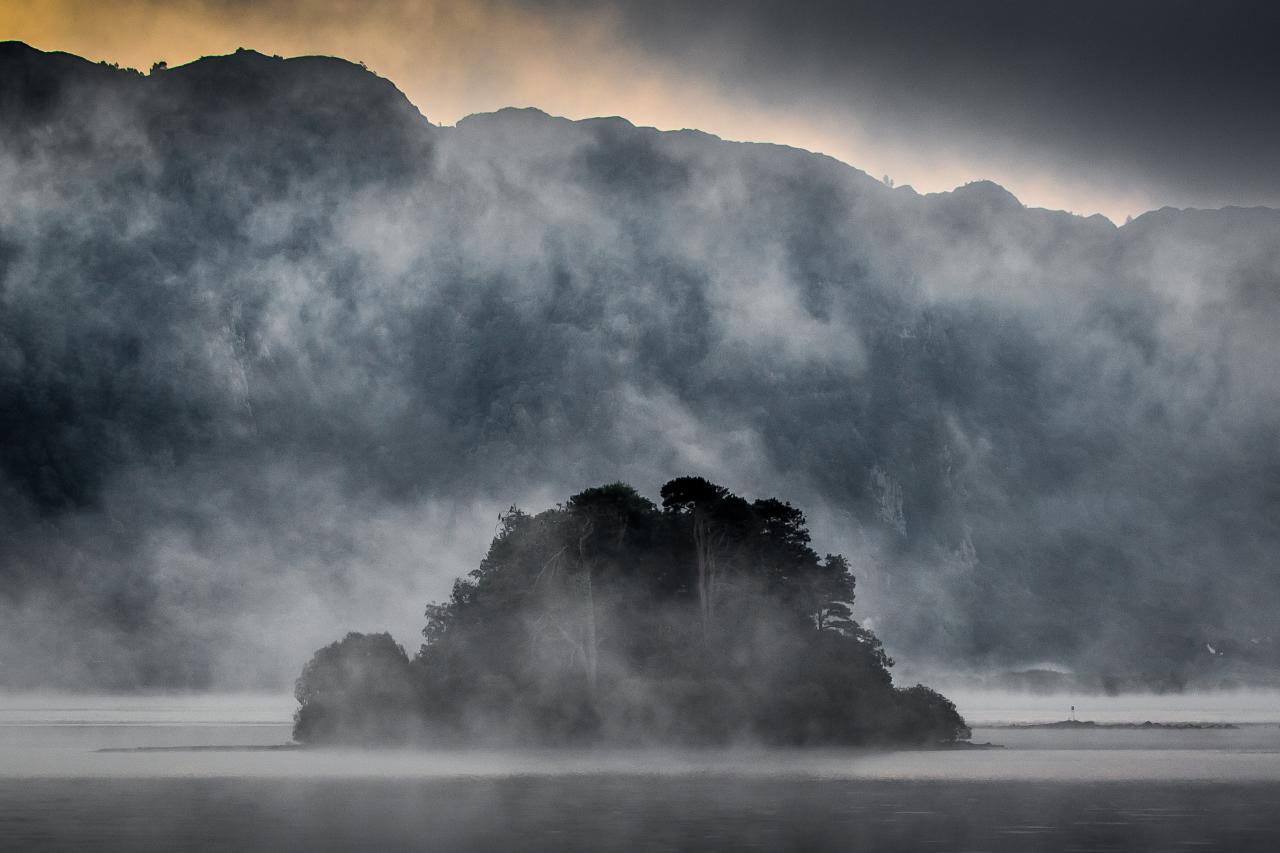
[3,0,1278,223]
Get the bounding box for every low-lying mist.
[2,42,1279,691]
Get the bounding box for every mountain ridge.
[8,40,1268,224]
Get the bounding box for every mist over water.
[4,691,1280,851]
[4,690,1280,777]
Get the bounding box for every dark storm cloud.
[527,0,1280,208]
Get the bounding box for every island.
[293,478,971,747]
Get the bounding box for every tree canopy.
[294,478,969,746]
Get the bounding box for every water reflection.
[3,776,1279,852]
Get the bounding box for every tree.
[293,632,417,743]
[660,476,750,636]
[809,554,858,634]
[893,685,971,743]
[562,484,657,691]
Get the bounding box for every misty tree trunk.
[576,518,599,696]
[584,570,597,693]
[707,552,719,621]
[532,546,596,687]
[692,510,709,639]
[691,509,724,642]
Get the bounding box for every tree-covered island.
[294,478,970,746]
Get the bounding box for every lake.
[3,691,1280,851]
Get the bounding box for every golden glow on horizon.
[1,0,1159,221]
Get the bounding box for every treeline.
[294,478,969,746]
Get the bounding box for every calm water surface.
[2,692,1279,851]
